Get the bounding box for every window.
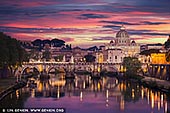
[115,56,117,59]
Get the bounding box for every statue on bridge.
[70,56,74,63]
[62,55,66,62]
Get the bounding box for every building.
[138,55,151,64]
[105,25,140,57]
[140,43,163,52]
[115,25,131,46]
[72,46,87,62]
[95,52,104,63]
[107,48,124,63]
[151,53,170,64]
[96,25,140,63]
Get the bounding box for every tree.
[29,48,40,61]
[86,46,98,51]
[42,39,51,46]
[0,32,27,77]
[164,35,170,49]
[42,50,51,61]
[84,54,96,62]
[166,50,170,62]
[51,38,65,47]
[54,55,63,62]
[32,39,42,47]
[122,57,142,77]
[140,49,160,56]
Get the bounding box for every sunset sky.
[0,0,170,47]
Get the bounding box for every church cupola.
[115,25,131,46]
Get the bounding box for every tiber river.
[0,73,169,113]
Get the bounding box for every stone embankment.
[0,80,27,101]
[141,76,170,93]
[117,73,170,93]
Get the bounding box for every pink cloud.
[61,37,75,42]
[1,1,58,8]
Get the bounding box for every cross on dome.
[120,24,125,30]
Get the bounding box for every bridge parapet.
[23,61,121,65]
[16,62,122,77]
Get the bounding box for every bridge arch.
[19,62,121,78]
[101,64,119,72]
[47,66,66,74]
[107,66,118,72]
[21,65,40,75]
[74,65,93,72]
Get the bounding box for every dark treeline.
[21,38,70,52]
[164,35,170,49]
[32,39,65,48]
[0,32,28,78]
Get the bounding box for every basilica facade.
[96,25,140,63]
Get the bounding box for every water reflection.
[0,73,169,113]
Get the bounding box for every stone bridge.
[147,64,170,80]
[15,61,123,76]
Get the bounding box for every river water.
[0,73,169,113]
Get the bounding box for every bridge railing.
[23,61,122,65]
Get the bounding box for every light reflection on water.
[0,73,169,113]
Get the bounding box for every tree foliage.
[51,39,65,47]
[164,35,170,49]
[140,49,160,56]
[166,50,170,62]
[86,46,98,51]
[54,55,63,62]
[32,38,65,48]
[84,54,96,62]
[29,48,40,60]
[122,57,142,76]
[0,32,27,66]
[42,50,51,61]
[0,32,27,77]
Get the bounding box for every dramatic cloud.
[61,37,75,42]
[0,26,86,34]
[101,20,169,26]
[140,21,169,25]
[130,31,169,36]
[92,36,114,41]
[78,14,109,19]
[102,25,121,30]
[101,21,139,25]
[0,0,170,46]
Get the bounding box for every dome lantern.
[115,25,131,46]
[120,25,125,30]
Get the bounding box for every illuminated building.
[96,25,140,63]
[140,43,163,52]
[95,52,104,63]
[106,25,140,57]
[138,55,152,64]
[151,53,170,64]
[72,46,87,62]
[115,25,131,46]
[107,48,124,63]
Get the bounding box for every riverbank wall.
[140,76,170,93]
[117,73,170,93]
[0,80,27,101]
